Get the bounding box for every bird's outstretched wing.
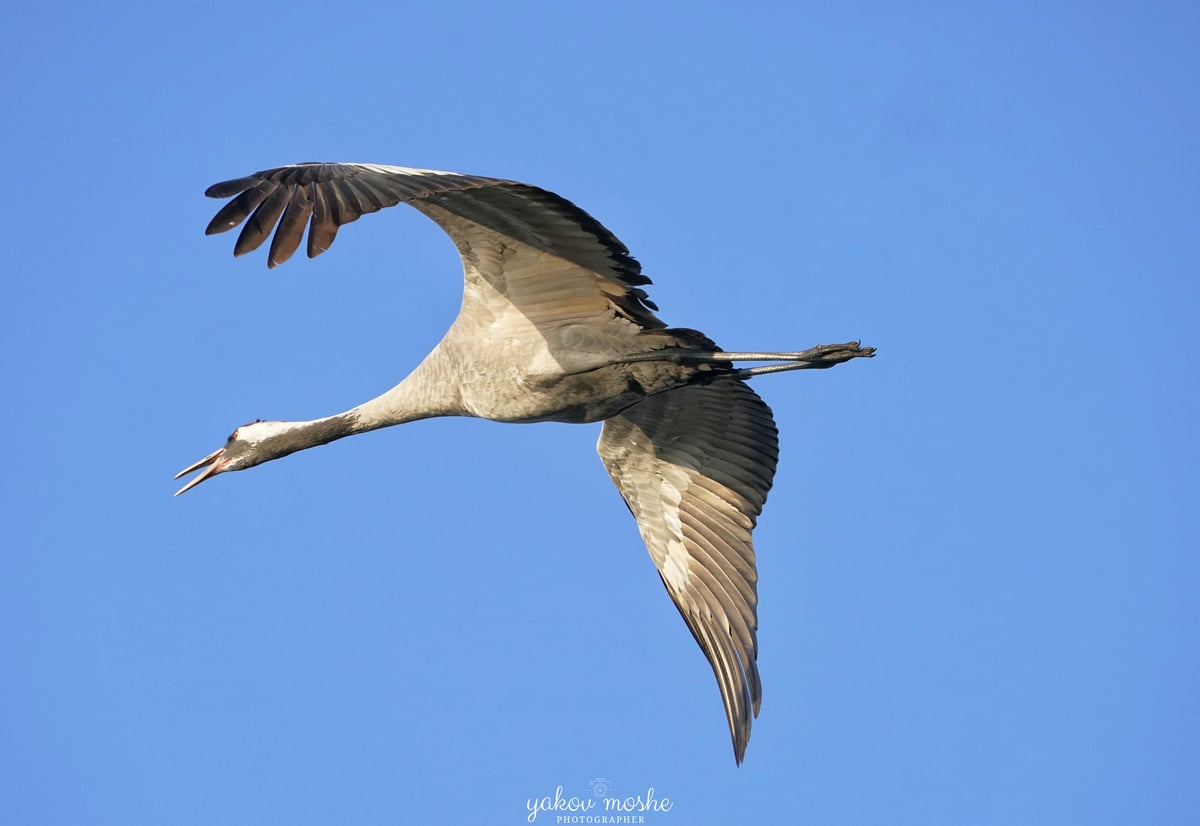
[204,163,665,333]
[597,379,779,764]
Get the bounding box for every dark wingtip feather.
[233,185,289,258]
[267,186,314,268]
[307,183,337,258]
[307,222,338,258]
[205,177,260,199]
[206,182,273,236]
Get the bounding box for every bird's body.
[176,162,873,763]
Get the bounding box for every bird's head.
[174,420,299,495]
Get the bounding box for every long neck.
[346,347,466,432]
[261,350,466,458]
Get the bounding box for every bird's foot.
[794,341,876,368]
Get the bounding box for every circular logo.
[588,777,613,798]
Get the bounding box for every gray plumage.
[175,162,874,764]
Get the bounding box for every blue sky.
[3,2,1197,824]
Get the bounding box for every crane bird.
[175,162,874,764]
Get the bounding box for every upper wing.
[597,379,779,764]
[204,163,665,336]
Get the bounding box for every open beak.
[174,448,226,496]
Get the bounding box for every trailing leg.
[620,340,874,371]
